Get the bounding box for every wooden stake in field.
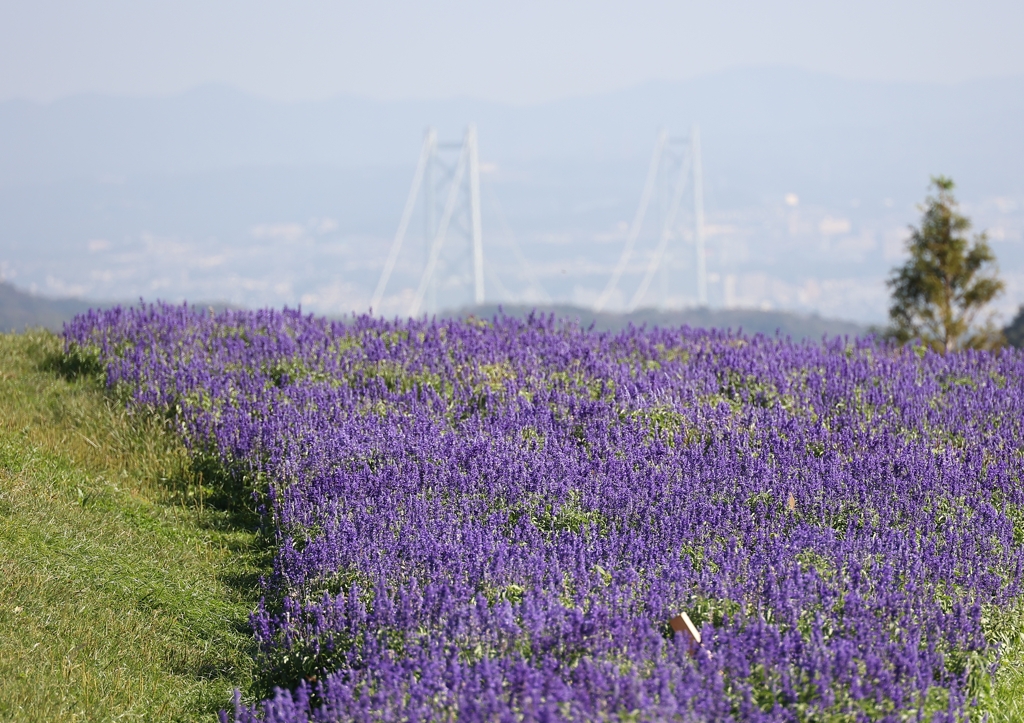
[670,612,701,653]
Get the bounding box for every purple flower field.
[66,304,1024,721]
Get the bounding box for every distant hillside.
[1005,306,1024,349]
[0,282,98,333]
[453,304,869,340]
[0,282,238,333]
[2,283,868,340]
[7,282,1018,347]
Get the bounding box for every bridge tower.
[595,125,706,312]
[371,125,484,316]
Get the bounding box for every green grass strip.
[0,330,262,722]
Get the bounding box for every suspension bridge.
[371,125,708,316]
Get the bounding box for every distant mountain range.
[2,68,1022,204]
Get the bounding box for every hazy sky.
[2,0,1023,104]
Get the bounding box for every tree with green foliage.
[886,176,1004,352]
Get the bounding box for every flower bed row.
[66,304,1024,721]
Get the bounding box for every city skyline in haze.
[1,69,1022,323]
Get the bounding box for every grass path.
[0,330,263,722]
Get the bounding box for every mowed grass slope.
[0,330,263,722]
